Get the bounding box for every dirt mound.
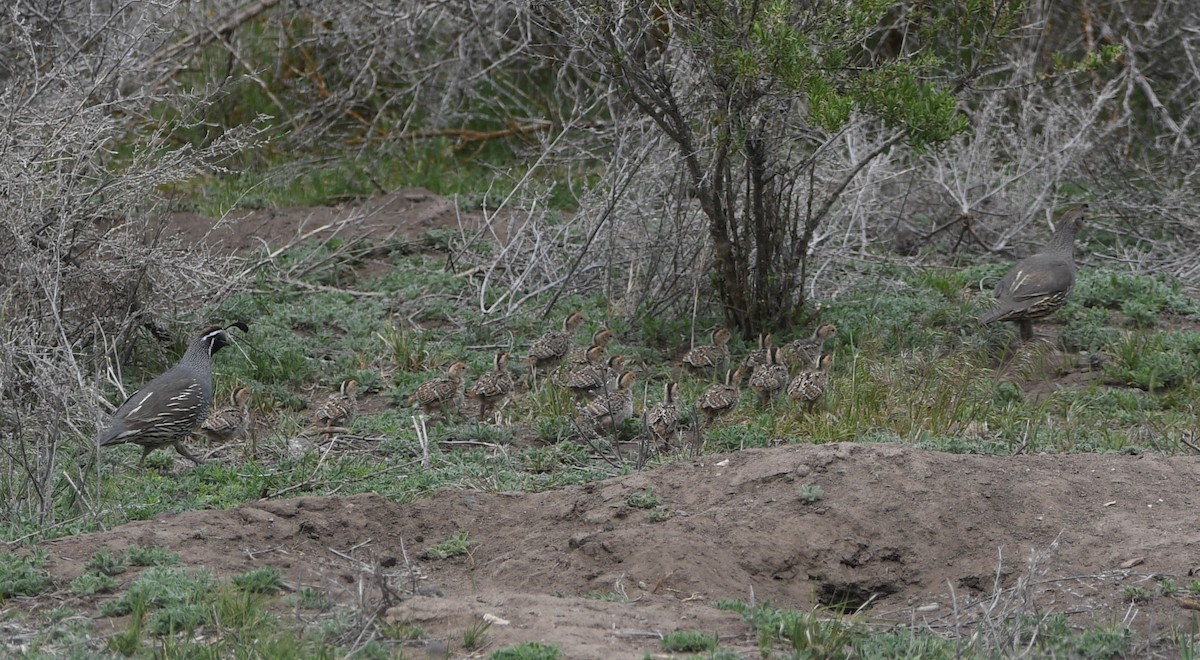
[39,443,1200,657]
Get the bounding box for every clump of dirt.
[35,443,1200,656]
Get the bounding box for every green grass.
[424,531,474,560]
[491,641,562,659]
[661,630,719,652]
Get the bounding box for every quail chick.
[410,361,469,417]
[697,368,743,426]
[199,386,252,448]
[681,327,732,376]
[470,352,514,422]
[739,333,774,374]
[563,327,615,366]
[782,324,837,369]
[579,370,637,434]
[559,352,627,400]
[312,379,359,432]
[644,381,681,449]
[96,322,248,467]
[525,311,586,387]
[787,353,834,414]
[749,347,789,405]
[980,205,1087,341]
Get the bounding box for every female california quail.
[199,386,253,448]
[749,347,789,405]
[95,322,248,467]
[410,361,470,417]
[312,379,359,431]
[697,368,743,426]
[787,353,834,414]
[470,352,514,422]
[525,311,586,387]
[782,324,836,369]
[681,327,732,376]
[980,205,1087,340]
[644,381,681,448]
[579,370,637,434]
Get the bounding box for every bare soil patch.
[32,443,1200,657]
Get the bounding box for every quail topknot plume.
[95,322,248,467]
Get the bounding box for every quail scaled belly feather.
[96,322,248,467]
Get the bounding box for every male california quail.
[95,322,248,467]
[787,353,834,414]
[681,327,732,376]
[697,368,743,426]
[525,311,586,387]
[410,361,469,417]
[470,352,514,422]
[739,333,774,374]
[312,379,359,431]
[749,347,789,405]
[782,324,837,369]
[644,381,681,448]
[579,370,637,434]
[980,205,1087,340]
[199,386,252,448]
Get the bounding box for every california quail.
[980,205,1087,340]
[525,311,586,387]
[782,324,837,369]
[787,353,834,414]
[697,368,743,426]
[739,333,774,374]
[199,386,252,448]
[749,347,789,405]
[681,327,732,376]
[95,322,247,467]
[470,352,514,422]
[579,370,637,434]
[312,379,359,431]
[644,381,681,449]
[410,361,469,417]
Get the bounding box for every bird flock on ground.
[91,205,1089,468]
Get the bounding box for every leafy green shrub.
[0,550,50,598]
[295,586,333,611]
[423,531,473,560]
[85,549,128,576]
[149,603,211,636]
[490,641,561,660]
[232,567,283,594]
[101,567,212,617]
[71,572,118,596]
[626,490,661,509]
[125,546,181,567]
[660,630,718,653]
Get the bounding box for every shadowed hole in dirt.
[816,581,899,612]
